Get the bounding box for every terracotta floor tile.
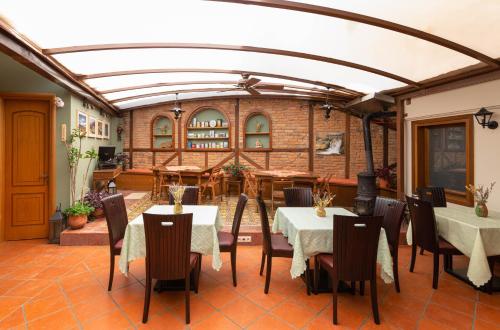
[71,294,118,323]
[0,279,24,296]
[24,292,69,322]
[191,312,240,330]
[0,307,25,329]
[65,283,109,305]
[4,279,53,298]
[200,284,239,309]
[170,295,216,325]
[245,288,287,310]
[121,297,166,324]
[424,303,473,330]
[27,308,79,330]
[82,309,132,330]
[110,282,145,306]
[430,290,475,315]
[271,300,317,328]
[474,318,500,330]
[288,289,331,312]
[476,302,500,325]
[246,314,294,330]
[137,310,186,330]
[418,317,461,330]
[0,297,29,320]
[220,297,266,327]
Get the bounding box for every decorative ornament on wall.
[55,97,65,108]
[117,125,124,141]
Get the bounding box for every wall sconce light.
[474,107,498,129]
[169,93,185,120]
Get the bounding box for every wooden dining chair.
[168,186,199,205]
[416,187,447,255]
[142,213,200,324]
[200,167,223,201]
[315,215,384,325]
[218,194,248,286]
[101,194,129,291]
[271,178,294,215]
[373,197,406,293]
[416,187,447,207]
[406,196,463,289]
[158,171,183,200]
[256,196,311,295]
[283,187,313,207]
[242,170,258,198]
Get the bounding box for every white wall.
[405,78,500,211]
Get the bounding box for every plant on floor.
[83,190,111,219]
[63,128,99,229]
[222,163,247,177]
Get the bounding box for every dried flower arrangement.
[465,182,495,204]
[313,192,335,217]
[169,184,186,214]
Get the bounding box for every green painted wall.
[0,52,122,209]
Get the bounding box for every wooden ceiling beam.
[43,42,418,86]
[210,0,499,67]
[109,87,349,104]
[100,80,354,98]
[80,68,363,96]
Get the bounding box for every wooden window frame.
[411,114,474,206]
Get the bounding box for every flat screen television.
[98,146,116,162]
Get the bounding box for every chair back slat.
[416,187,447,207]
[102,194,129,247]
[283,187,313,207]
[143,213,193,280]
[208,167,222,184]
[169,186,199,205]
[256,196,272,253]
[406,196,439,252]
[231,194,249,237]
[333,215,383,281]
[373,197,406,249]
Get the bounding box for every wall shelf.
[151,115,175,151]
[244,111,272,150]
[185,107,231,151]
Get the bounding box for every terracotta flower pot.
[378,178,389,189]
[68,214,88,230]
[92,208,104,218]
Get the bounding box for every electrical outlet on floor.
[238,236,252,243]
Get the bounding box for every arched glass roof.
[1,0,498,110]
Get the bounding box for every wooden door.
[4,98,53,240]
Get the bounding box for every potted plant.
[222,163,247,178]
[83,190,111,218]
[63,128,99,229]
[375,163,396,189]
[64,201,94,229]
[466,182,495,217]
[116,152,129,171]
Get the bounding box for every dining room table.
[151,165,213,203]
[407,203,500,291]
[119,204,224,280]
[254,170,319,197]
[272,207,395,287]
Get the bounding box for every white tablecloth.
[406,204,500,287]
[272,207,394,283]
[119,205,224,275]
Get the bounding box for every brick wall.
[123,98,395,179]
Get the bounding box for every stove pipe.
[353,111,396,215]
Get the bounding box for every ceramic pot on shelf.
[475,202,488,218]
[68,215,87,230]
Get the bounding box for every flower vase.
[174,201,183,214]
[316,206,326,217]
[475,202,488,218]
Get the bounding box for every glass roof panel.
[54,49,405,93]
[1,0,479,83]
[301,0,500,58]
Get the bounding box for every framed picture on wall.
[97,120,104,138]
[104,122,110,139]
[88,116,96,138]
[315,132,345,155]
[77,112,87,135]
